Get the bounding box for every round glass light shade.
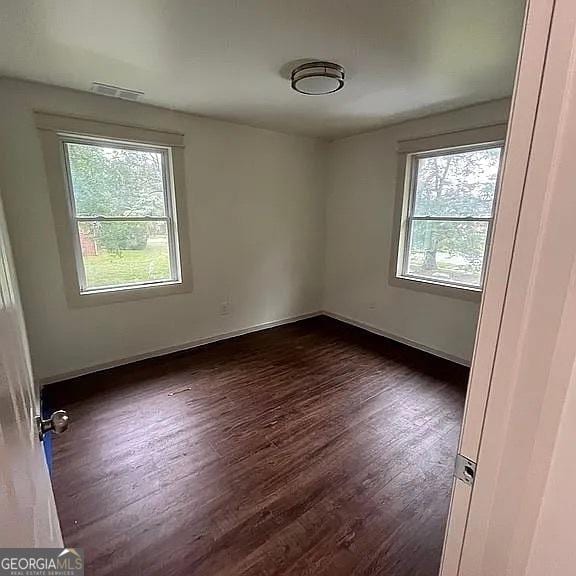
[291,62,345,95]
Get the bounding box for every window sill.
[66,278,192,307]
[390,274,482,302]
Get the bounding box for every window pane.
[66,142,167,217]
[78,221,173,290]
[405,220,489,287]
[413,147,501,218]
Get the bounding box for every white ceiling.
[0,0,525,139]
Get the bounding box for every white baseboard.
[322,310,471,367]
[40,311,322,386]
[41,308,469,386]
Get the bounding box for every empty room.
[5,1,576,575]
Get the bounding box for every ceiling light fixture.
[291,61,345,95]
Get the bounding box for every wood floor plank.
[45,316,468,576]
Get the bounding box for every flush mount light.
[291,61,345,95]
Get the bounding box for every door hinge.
[454,454,476,486]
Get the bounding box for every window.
[396,141,503,291]
[36,112,192,306]
[62,138,181,292]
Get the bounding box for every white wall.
[0,77,511,380]
[323,99,511,364]
[0,78,326,381]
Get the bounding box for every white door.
[0,191,62,547]
[441,0,576,572]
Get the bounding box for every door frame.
[441,0,576,572]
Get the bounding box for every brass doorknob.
[36,410,69,441]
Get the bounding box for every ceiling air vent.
[91,82,144,101]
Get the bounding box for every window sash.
[408,216,492,222]
[409,142,503,220]
[400,142,503,290]
[63,137,171,219]
[402,218,492,290]
[74,216,170,222]
[402,220,494,290]
[61,136,182,293]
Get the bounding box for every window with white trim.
[61,136,182,293]
[397,142,503,290]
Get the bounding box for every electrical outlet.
[220,301,231,316]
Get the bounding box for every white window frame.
[390,124,507,301]
[61,135,182,294]
[36,112,193,307]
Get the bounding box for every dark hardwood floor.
[45,316,468,576]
